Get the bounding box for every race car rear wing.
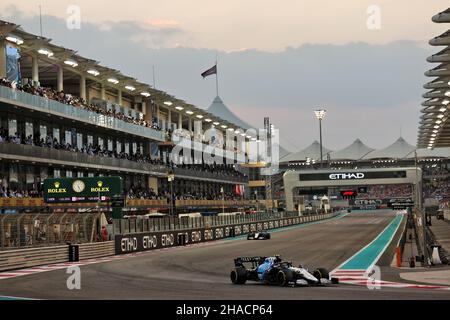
[234,256,265,268]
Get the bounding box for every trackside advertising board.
[115,214,335,254]
[43,177,123,203]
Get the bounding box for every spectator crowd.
[1,78,162,131]
[1,78,251,154]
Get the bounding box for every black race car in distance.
[247,231,271,240]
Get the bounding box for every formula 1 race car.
[247,231,271,240]
[230,256,339,286]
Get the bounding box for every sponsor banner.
[386,197,414,209]
[349,198,413,210]
[115,214,331,254]
[43,177,122,204]
[300,171,407,182]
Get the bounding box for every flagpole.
[152,65,156,89]
[215,54,219,97]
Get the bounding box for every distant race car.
[247,231,271,240]
[230,256,339,287]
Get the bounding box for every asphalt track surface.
[1,210,450,300]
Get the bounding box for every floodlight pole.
[415,152,428,266]
[314,110,326,169]
[319,118,323,168]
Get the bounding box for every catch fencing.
[0,213,101,250]
[113,211,301,235]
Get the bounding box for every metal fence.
[0,213,101,250]
[113,211,302,235]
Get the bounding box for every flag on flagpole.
[201,64,217,78]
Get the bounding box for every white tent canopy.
[207,96,253,130]
[281,137,450,163]
[329,139,374,160]
[281,140,332,162]
[362,137,416,159]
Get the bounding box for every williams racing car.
[230,256,339,286]
[247,231,271,240]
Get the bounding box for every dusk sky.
[1,1,448,151]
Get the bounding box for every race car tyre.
[230,267,247,284]
[266,234,271,239]
[277,269,294,286]
[313,268,330,280]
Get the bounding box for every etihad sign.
[329,173,365,180]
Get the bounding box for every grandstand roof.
[417,7,450,148]
[329,139,374,160]
[0,20,251,136]
[362,137,416,159]
[280,140,332,162]
[409,147,450,158]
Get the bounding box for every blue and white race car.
[230,256,338,286]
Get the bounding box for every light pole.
[220,186,225,214]
[167,170,175,216]
[414,151,428,266]
[314,109,326,168]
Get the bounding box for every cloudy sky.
[1,1,448,151]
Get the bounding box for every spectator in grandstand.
[356,184,413,200]
[0,128,247,182]
[0,78,162,133]
[1,78,250,154]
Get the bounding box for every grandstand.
[419,7,450,148]
[0,20,259,213]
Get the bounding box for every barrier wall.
[115,213,336,254]
[0,242,116,272]
[0,245,68,272]
[78,241,115,260]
